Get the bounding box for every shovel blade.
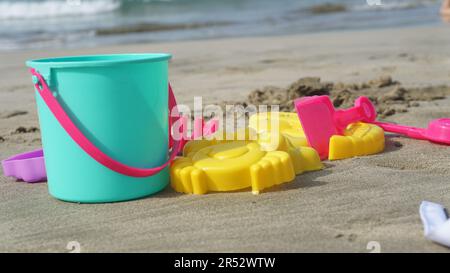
[294,96,338,159]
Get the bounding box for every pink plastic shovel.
[294,96,377,159]
[294,95,450,160]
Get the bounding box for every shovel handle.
[334,96,377,132]
[372,121,427,140]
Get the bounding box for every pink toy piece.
[1,149,46,183]
[294,95,377,159]
[294,95,450,159]
[374,118,450,145]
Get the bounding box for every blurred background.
[0,0,444,51]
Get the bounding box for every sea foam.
[0,0,121,20]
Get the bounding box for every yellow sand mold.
[328,122,385,160]
[171,129,323,194]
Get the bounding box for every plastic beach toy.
[249,112,385,160]
[171,128,323,194]
[328,122,385,160]
[294,96,377,159]
[293,95,449,159]
[249,112,309,148]
[373,118,450,145]
[19,53,197,203]
[420,201,450,248]
[1,149,46,183]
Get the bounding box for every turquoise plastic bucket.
[26,54,172,203]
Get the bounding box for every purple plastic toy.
[1,149,46,182]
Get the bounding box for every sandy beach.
[0,25,449,252]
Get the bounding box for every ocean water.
[0,0,444,51]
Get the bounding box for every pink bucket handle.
[30,68,182,178]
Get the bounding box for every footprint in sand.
[2,110,28,119]
[11,126,39,135]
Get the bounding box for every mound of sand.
[220,76,450,119]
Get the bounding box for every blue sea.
[0,0,444,51]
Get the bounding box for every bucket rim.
[26,53,172,68]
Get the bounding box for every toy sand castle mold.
[170,129,323,194]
